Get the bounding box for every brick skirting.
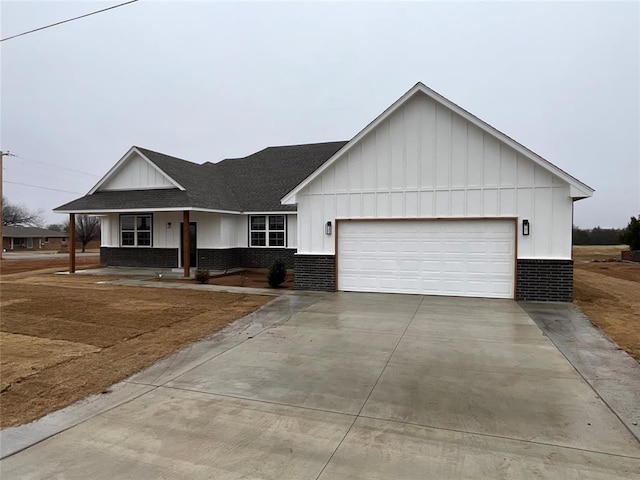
[516,259,573,302]
[196,249,237,270]
[236,248,296,269]
[100,247,178,268]
[101,247,295,270]
[294,254,335,292]
[197,248,296,270]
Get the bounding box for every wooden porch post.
[69,213,76,273]
[182,210,190,277]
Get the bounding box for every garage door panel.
[338,219,515,299]
[490,261,513,275]
[398,260,420,272]
[491,241,513,254]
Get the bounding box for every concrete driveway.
[2,293,639,478]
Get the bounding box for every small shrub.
[195,268,210,284]
[268,260,287,288]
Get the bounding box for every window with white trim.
[250,215,286,247]
[121,214,152,247]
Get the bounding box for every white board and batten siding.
[101,213,298,250]
[100,153,176,191]
[338,219,516,299]
[296,93,573,260]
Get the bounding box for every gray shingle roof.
[55,141,347,213]
[214,141,348,212]
[135,148,242,211]
[3,226,67,238]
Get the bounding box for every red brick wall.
[621,250,640,262]
[2,236,67,251]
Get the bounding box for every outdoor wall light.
[325,221,332,236]
[522,219,530,236]
[166,222,172,229]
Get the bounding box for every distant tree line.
[573,215,640,250]
[572,226,623,245]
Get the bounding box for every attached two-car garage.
[337,219,516,299]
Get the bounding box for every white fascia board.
[420,84,595,199]
[570,185,594,200]
[87,147,186,195]
[518,256,573,261]
[242,211,297,215]
[96,185,178,192]
[54,207,241,215]
[281,82,594,204]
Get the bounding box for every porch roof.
[55,141,347,214]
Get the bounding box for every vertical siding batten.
[294,94,573,259]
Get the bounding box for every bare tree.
[46,223,67,232]
[2,197,44,227]
[74,215,101,253]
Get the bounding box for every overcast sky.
[1,1,638,228]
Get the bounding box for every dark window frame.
[120,214,153,248]
[249,215,286,248]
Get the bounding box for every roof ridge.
[134,146,200,166]
[217,140,348,164]
[262,140,348,149]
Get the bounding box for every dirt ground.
[1,247,637,427]
[0,256,100,275]
[206,269,294,289]
[0,270,271,428]
[572,245,640,362]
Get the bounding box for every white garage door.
[337,219,515,299]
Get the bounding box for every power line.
[14,155,100,177]
[0,0,140,42]
[4,180,83,195]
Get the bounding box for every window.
[250,215,285,247]
[121,214,152,247]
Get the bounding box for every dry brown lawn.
[1,247,636,427]
[0,255,100,275]
[573,245,640,362]
[0,270,271,429]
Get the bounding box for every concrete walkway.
[1,293,639,478]
[522,302,640,442]
[73,266,282,295]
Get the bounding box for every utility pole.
[0,150,16,260]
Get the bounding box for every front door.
[180,222,197,268]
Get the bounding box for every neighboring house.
[55,82,593,301]
[2,226,68,252]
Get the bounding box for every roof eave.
[53,207,242,215]
[570,183,595,201]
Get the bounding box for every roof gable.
[55,143,346,214]
[282,82,594,204]
[89,147,185,194]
